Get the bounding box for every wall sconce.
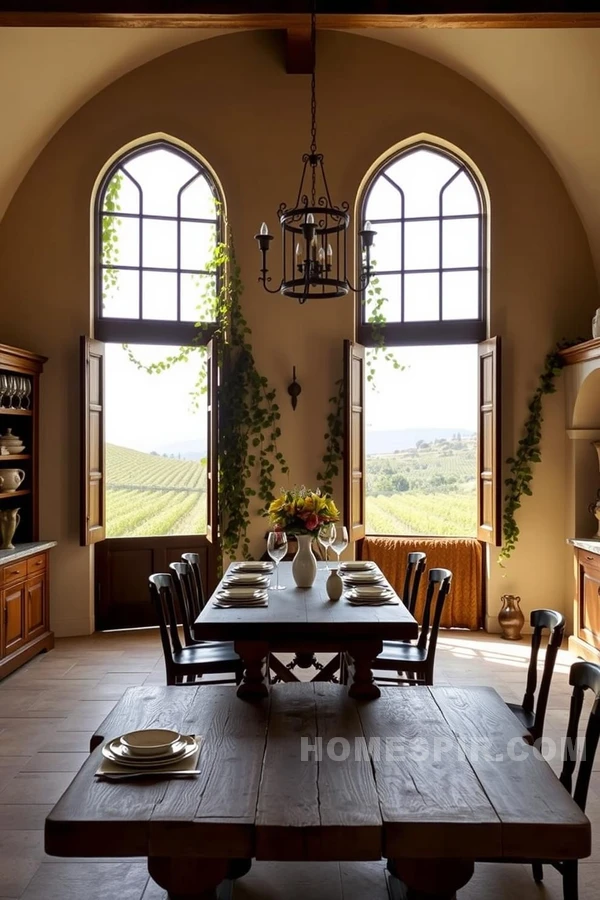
[288,367,302,411]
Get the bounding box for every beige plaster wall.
[0,30,596,636]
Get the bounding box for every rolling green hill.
[366,436,477,537]
[106,443,207,537]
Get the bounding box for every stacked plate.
[345,585,399,606]
[216,567,270,607]
[102,729,199,769]
[231,561,274,574]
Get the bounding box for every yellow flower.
[268,497,285,515]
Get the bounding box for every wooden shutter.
[206,338,219,544]
[344,340,366,543]
[80,336,105,546]
[477,336,501,545]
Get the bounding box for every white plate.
[349,586,395,598]
[217,588,268,600]
[339,561,376,571]
[231,562,274,572]
[213,601,268,609]
[120,728,181,757]
[225,573,271,585]
[103,735,197,767]
[342,572,384,584]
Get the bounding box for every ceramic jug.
[498,594,525,640]
[0,468,25,492]
[0,507,20,550]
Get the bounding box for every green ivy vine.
[499,338,580,565]
[101,171,123,304]
[124,228,288,560]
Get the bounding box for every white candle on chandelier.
[260,222,269,235]
[318,247,325,264]
[306,213,315,224]
[365,220,372,231]
[311,236,318,260]
[327,243,333,260]
[295,243,302,262]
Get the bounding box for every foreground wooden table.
[45,683,590,900]
[193,562,418,700]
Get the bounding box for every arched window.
[358,141,486,345]
[352,141,499,548]
[95,139,222,344]
[83,140,222,624]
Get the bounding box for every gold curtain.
[361,536,483,630]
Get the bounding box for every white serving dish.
[120,728,182,758]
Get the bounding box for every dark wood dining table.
[45,683,591,900]
[193,562,418,700]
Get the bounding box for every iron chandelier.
[255,5,376,304]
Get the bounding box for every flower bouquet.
[268,486,339,535]
[268,486,339,587]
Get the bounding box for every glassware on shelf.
[21,377,32,409]
[0,374,7,408]
[7,375,18,408]
[331,525,349,567]
[267,530,288,590]
[317,523,336,568]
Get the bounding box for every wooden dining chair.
[507,661,600,900]
[374,567,452,686]
[506,608,565,744]
[148,573,244,686]
[181,551,207,611]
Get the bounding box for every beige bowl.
[120,729,182,758]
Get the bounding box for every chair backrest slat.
[169,561,198,647]
[402,551,426,616]
[559,660,600,813]
[522,608,565,741]
[181,552,206,612]
[417,567,452,662]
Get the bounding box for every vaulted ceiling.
[1,26,600,278]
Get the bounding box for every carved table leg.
[346,640,382,700]
[225,858,252,880]
[148,856,228,899]
[234,641,269,699]
[388,858,474,899]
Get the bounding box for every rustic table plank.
[89,685,200,751]
[149,686,270,859]
[255,684,381,861]
[357,687,502,859]
[430,686,591,860]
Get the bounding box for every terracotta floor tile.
[0,772,74,805]
[0,805,54,831]
[22,753,88,773]
[20,862,150,900]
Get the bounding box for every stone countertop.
[569,538,600,555]
[0,541,57,565]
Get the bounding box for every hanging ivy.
[499,338,580,565]
[125,229,289,560]
[317,377,344,497]
[101,171,123,304]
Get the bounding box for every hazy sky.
[366,345,477,433]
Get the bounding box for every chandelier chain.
[310,0,317,203]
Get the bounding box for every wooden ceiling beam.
[2,8,600,28]
[285,27,313,75]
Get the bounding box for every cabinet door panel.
[26,575,46,640]
[580,563,600,650]
[2,585,26,655]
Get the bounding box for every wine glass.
[7,375,18,408]
[331,525,349,568]
[0,374,7,408]
[318,523,336,569]
[267,530,288,590]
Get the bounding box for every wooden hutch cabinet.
[0,343,55,679]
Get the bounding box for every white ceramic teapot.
[0,468,25,492]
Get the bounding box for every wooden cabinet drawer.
[2,560,27,585]
[26,554,47,576]
[26,574,46,641]
[1,583,26,656]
